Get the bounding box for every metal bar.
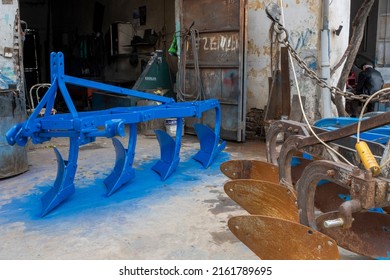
[298,111,390,148]
[63,75,174,104]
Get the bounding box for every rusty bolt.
[287,127,293,132]
[352,167,361,176]
[326,169,335,177]
[293,129,299,133]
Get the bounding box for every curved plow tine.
[228,215,339,260]
[193,124,226,168]
[220,160,279,183]
[41,146,77,216]
[224,179,298,222]
[104,127,136,196]
[316,211,390,259]
[152,126,181,181]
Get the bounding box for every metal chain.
[273,24,390,102]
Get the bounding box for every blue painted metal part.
[104,126,136,196]
[6,52,226,216]
[152,117,184,180]
[41,141,78,216]
[192,104,226,168]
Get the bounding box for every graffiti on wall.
[289,28,315,51]
[186,33,239,53]
[185,32,239,64]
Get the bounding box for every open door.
[179,0,247,142]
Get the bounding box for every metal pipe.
[323,217,344,228]
[321,0,332,118]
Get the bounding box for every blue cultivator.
[6,52,226,216]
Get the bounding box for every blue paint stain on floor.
[0,150,230,230]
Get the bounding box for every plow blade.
[316,211,390,259]
[224,179,298,222]
[220,160,279,182]
[193,124,226,168]
[229,215,339,260]
[220,157,314,184]
[104,137,136,196]
[152,129,181,181]
[41,147,76,216]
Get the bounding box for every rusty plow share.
[6,52,226,216]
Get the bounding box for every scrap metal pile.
[6,52,226,217]
[221,116,390,260]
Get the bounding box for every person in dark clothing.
[355,62,384,95]
[348,62,384,117]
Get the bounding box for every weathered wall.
[0,0,22,88]
[246,0,350,121]
[0,0,29,178]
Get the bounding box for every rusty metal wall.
[180,0,246,141]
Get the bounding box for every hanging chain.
[272,21,390,102]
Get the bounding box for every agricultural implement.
[220,2,390,260]
[221,115,390,259]
[6,52,226,216]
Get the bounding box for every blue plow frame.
[6,52,226,216]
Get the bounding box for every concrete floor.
[0,133,365,260]
[0,134,264,259]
